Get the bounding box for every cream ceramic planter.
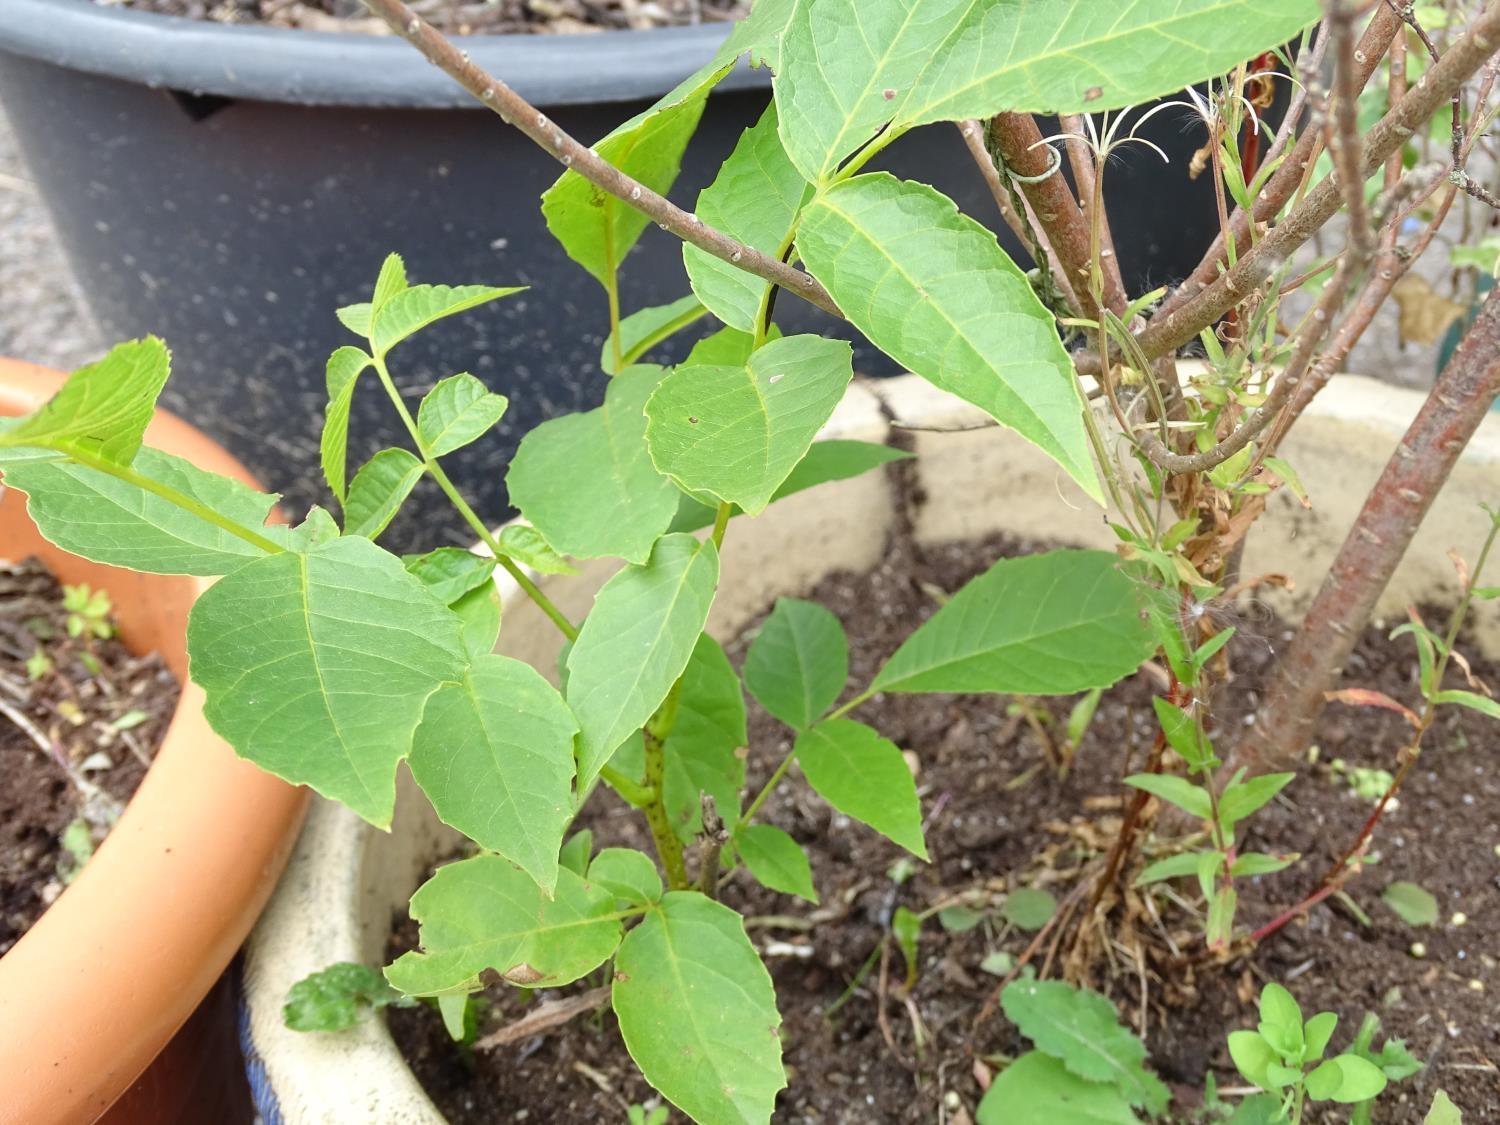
[240,372,1500,1123]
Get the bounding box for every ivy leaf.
[386,856,623,996]
[645,334,853,514]
[320,345,372,502]
[794,719,926,858]
[872,550,1153,695]
[342,447,425,540]
[417,373,509,457]
[283,962,400,1033]
[1000,977,1169,1115]
[507,365,680,563]
[369,284,523,357]
[408,655,578,893]
[798,175,1099,501]
[684,101,811,331]
[498,524,580,576]
[1381,881,1439,927]
[588,848,663,906]
[976,1051,1139,1125]
[603,295,709,375]
[736,824,817,903]
[613,892,785,1125]
[186,536,468,827]
[402,547,497,605]
[565,534,720,789]
[744,597,848,731]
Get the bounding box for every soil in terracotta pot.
[0,558,179,954]
[387,531,1500,1124]
[112,0,749,36]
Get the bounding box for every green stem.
[742,687,876,826]
[642,680,689,888]
[711,501,733,549]
[604,270,624,375]
[598,764,655,808]
[621,303,710,369]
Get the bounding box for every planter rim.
[0,0,769,108]
[0,357,309,1125]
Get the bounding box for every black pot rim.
[0,0,768,108]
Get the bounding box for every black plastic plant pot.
[0,0,1223,548]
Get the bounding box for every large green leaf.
[320,345,372,502]
[417,373,509,457]
[684,102,812,331]
[342,447,424,539]
[186,536,468,827]
[408,655,578,893]
[794,719,926,858]
[977,1051,1139,1125]
[797,174,1098,500]
[645,334,853,514]
[507,365,680,563]
[386,856,623,996]
[872,549,1153,695]
[743,597,847,730]
[613,892,785,1125]
[565,534,720,789]
[368,284,522,357]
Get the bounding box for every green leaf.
[507,365,680,563]
[402,547,497,605]
[1136,852,1208,886]
[604,295,709,375]
[417,373,509,457]
[1228,1030,1279,1090]
[798,175,1099,500]
[588,848,663,906]
[187,536,467,827]
[565,533,720,789]
[646,334,853,514]
[1001,978,1169,1114]
[977,1051,1140,1125]
[1432,689,1500,719]
[560,829,593,876]
[2,338,169,465]
[685,325,771,367]
[1381,881,1439,927]
[1424,1091,1463,1125]
[1002,887,1058,931]
[872,550,1152,695]
[369,284,523,357]
[892,905,921,982]
[1258,983,1304,1040]
[938,905,984,932]
[282,962,398,1032]
[497,524,579,576]
[1307,1056,1388,1103]
[794,719,926,858]
[343,447,424,540]
[336,303,371,336]
[735,824,817,903]
[436,993,473,1044]
[744,598,848,731]
[1217,772,1294,832]
[408,655,577,893]
[542,65,727,289]
[320,345,372,502]
[1304,1011,1338,1061]
[386,856,623,996]
[451,583,502,658]
[1,447,283,576]
[613,892,785,1125]
[371,252,408,315]
[1207,885,1238,950]
[684,101,811,331]
[1124,774,1213,820]
[1231,851,1299,878]
[1152,697,1213,771]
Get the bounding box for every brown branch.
[476,986,611,1051]
[1059,112,1127,313]
[360,0,842,320]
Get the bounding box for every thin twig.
[1328,0,1378,259]
[1059,111,1126,312]
[476,986,611,1051]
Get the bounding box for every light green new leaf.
[873,550,1152,695]
[646,335,852,513]
[335,303,371,336]
[565,534,720,788]
[1381,881,1439,927]
[417,373,509,457]
[603,295,709,375]
[451,583,501,658]
[560,829,593,876]
[498,524,580,576]
[613,892,785,1125]
[1125,774,1212,820]
[507,365,680,563]
[3,338,169,466]
[402,547,497,605]
[371,252,408,316]
[684,102,812,331]
[282,962,399,1033]
[1432,689,1500,720]
[589,848,663,906]
[1306,1056,1388,1104]
[1424,1090,1463,1125]
[736,824,817,903]
[386,856,623,996]
[795,719,926,858]
[744,597,848,730]
[685,325,767,367]
[343,447,424,540]
[1000,978,1169,1115]
[408,655,577,893]
[1002,887,1058,931]
[320,345,372,502]
[797,175,1098,499]
[976,1051,1140,1125]
[369,284,523,357]
[187,536,468,827]
[1217,772,1294,831]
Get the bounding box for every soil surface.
[111,0,749,35]
[388,529,1500,1124]
[0,558,178,953]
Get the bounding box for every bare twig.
[696,794,730,899]
[1328,0,1378,259]
[477,986,611,1051]
[1059,112,1127,311]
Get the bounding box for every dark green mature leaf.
[646,334,853,514]
[507,366,680,563]
[1001,978,1169,1114]
[320,345,372,502]
[369,284,522,357]
[795,719,926,858]
[343,448,424,539]
[1381,881,1439,927]
[283,962,399,1033]
[565,534,720,789]
[408,655,578,893]
[497,524,579,576]
[977,1051,1139,1125]
[613,892,785,1125]
[417,373,509,457]
[684,101,811,331]
[187,536,468,827]
[744,597,848,730]
[798,175,1098,500]
[603,295,709,375]
[589,848,663,906]
[386,856,623,996]
[736,824,818,903]
[402,547,497,605]
[873,550,1152,695]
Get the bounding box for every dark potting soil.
[387,531,1500,1124]
[0,558,179,954]
[112,0,749,36]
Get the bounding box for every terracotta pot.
[239,372,1500,1122]
[0,357,309,1125]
